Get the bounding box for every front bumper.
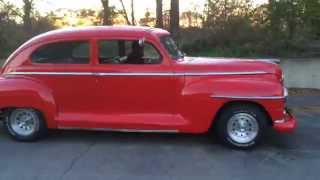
[273,109,297,133]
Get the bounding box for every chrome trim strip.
[8,71,269,76]
[58,127,179,133]
[96,72,177,76]
[211,95,286,100]
[183,71,269,76]
[8,72,93,76]
[274,119,285,124]
[284,87,288,98]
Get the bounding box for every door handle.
[93,72,100,76]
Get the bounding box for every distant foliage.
[181,0,320,58]
[1,0,320,58]
[0,0,55,58]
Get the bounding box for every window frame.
[96,38,164,65]
[29,39,93,66]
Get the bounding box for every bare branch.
[119,0,131,25]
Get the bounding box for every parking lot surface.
[0,95,320,180]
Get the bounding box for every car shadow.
[0,109,314,152]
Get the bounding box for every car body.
[0,26,296,149]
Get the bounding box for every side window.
[98,40,162,64]
[99,40,120,64]
[143,43,161,64]
[31,41,90,64]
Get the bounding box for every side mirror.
[183,52,187,57]
[138,38,145,47]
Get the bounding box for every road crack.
[59,141,96,180]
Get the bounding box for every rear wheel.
[5,108,47,142]
[214,104,268,149]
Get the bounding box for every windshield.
[160,36,184,59]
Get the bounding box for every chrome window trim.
[211,95,286,100]
[58,127,179,133]
[7,71,269,76]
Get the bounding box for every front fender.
[178,75,285,132]
[0,76,57,128]
[183,75,283,97]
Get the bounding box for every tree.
[181,10,202,27]
[156,0,163,28]
[204,0,252,29]
[170,0,179,39]
[119,0,131,25]
[0,0,22,57]
[267,0,304,40]
[131,0,135,25]
[22,0,34,33]
[304,0,320,37]
[101,0,111,25]
[139,10,155,26]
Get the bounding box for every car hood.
[174,57,282,75]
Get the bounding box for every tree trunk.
[268,0,277,33]
[156,0,163,28]
[101,0,111,25]
[23,0,33,33]
[170,0,179,39]
[119,0,131,25]
[131,0,135,25]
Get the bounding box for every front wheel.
[214,104,268,149]
[5,108,47,142]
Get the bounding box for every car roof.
[3,26,170,67]
[29,26,169,44]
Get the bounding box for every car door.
[24,40,98,126]
[92,38,178,130]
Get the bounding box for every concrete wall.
[281,58,320,89]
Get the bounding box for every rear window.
[31,41,90,64]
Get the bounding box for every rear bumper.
[273,109,297,133]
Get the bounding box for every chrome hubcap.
[227,113,258,144]
[10,109,38,136]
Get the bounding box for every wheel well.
[0,108,14,121]
[211,101,273,130]
[0,107,45,122]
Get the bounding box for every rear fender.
[0,76,57,128]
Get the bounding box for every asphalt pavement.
[0,95,320,180]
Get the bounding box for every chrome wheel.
[227,113,259,144]
[9,109,39,136]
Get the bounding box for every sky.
[8,0,269,18]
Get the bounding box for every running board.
[58,127,179,133]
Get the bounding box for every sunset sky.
[9,0,268,18]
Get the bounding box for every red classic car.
[0,26,296,149]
